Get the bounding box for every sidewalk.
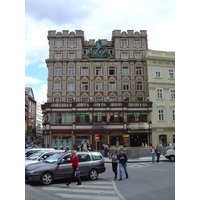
[104,155,168,163]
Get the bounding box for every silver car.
[25,150,65,166]
[25,148,55,158]
[25,151,106,185]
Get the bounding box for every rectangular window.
[136,82,143,90]
[82,98,88,102]
[55,53,62,59]
[158,110,164,121]
[82,82,88,91]
[96,82,102,91]
[155,68,161,78]
[56,41,62,47]
[172,110,175,121]
[136,67,142,75]
[69,40,75,47]
[121,40,127,47]
[109,82,116,90]
[110,97,116,102]
[171,89,175,99]
[127,112,134,123]
[96,97,102,102]
[109,67,115,75]
[124,97,129,102]
[135,53,141,59]
[123,81,129,90]
[96,67,102,75]
[68,82,74,91]
[122,67,128,75]
[54,82,61,91]
[157,89,163,99]
[54,98,60,102]
[69,67,75,76]
[76,112,80,123]
[82,67,88,76]
[69,53,75,59]
[137,97,143,102]
[122,53,128,59]
[169,69,174,78]
[134,40,141,47]
[55,68,61,76]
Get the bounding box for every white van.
[165,147,175,162]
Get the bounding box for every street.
[25,161,175,200]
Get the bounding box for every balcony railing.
[42,101,152,110]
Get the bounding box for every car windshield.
[45,153,64,164]
[27,151,46,160]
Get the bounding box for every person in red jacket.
[66,150,82,186]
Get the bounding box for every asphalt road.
[25,161,175,200]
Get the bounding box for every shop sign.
[123,134,129,138]
[92,125,105,129]
[128,123,149,130]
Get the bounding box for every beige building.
[146,50,175,147]
[42,29,153,150]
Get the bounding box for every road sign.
[95,134,99,141]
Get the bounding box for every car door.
[54,154,72,180]
[78,153,92,176]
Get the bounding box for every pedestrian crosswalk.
[40,180,122,200]
[128,162,162,169]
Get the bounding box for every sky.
[25,0,175,104]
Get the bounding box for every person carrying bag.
[66,150,82,186]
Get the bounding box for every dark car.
[25,151,105,185]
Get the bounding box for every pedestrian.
[151,146,156,164]
[66,150,82,186]
[156,145,161,163]
[117,148,129,181]
[109,148,118,180]
[104,144,108,157]
[83,141,87,151]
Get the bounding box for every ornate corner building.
[42,29,161,150]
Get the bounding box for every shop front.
[75,131,90,151]
[51,131,72,150]
[110,131,123,148]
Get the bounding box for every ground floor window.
[130,133,148,147]
[159,135,167,147]
[110,135,123,148]
[76,135,90,151]
[52,136,71,150]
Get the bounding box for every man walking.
[117,148,129,181]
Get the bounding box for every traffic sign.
[95,134,99,141]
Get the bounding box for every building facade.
[25,87,37,143]
[36,102,43,143]
[146,50,175,147]
[42,29,153,150]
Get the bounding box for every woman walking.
[66,150,82,186]
[151,146,156,164]
[109,148,118,180]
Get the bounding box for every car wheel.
[170,156,175,162]
[89,169,98,180]
[40,172,53,185]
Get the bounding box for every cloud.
[25,0,96,25]
[32,84,47,104]
[25,76,42,85]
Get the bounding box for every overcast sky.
[25,0,175,104]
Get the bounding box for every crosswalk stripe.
[43,187,115,194]
[56,193,120,200]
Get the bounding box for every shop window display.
[52,136,71,150]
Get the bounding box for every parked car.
[25,148,55,158]
[25,151,106,185]
[25,150,65,166]
[165,147,175,162]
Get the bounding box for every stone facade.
[42,29,153,150]
[146,50,175,147]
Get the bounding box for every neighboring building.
[42,29,153,150]
[25,87,37,143]
[36,102,43,143]
[146,50,175,147]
